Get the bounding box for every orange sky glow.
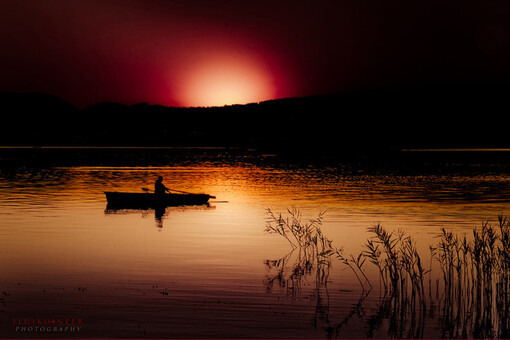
[178,52,277,107]
[1,1,510,108]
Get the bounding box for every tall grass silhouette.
[264,209,510,339]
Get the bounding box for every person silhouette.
[154,176,170,195]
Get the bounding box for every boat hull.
[104,191,213,209]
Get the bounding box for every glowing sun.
[180,53,276,107]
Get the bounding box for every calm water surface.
[1,158,510,338]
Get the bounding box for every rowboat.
[104,191,215,209]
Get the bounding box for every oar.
[142,187,221,201]
[166,188,197,195]
[141,187,201,195]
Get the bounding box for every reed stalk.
[265,209,510,338]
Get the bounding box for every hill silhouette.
[1,86,509,156]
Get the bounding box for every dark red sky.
[1,0,510,107]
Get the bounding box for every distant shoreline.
[401,148,510,152]
[3,146,510,152]
[0,146,239,150]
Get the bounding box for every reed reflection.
[264,209,510,339]
[264,209,334,332]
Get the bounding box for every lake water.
[1,151,510,338]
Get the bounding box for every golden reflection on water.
[1,164,510,337]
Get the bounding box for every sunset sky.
[1,0,510,107]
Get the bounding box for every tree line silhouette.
[1,85,509,157]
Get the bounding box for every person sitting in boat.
[155,176,170,195]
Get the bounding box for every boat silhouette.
[105,190,215,209]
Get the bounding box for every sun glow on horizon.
[178,53,276,107]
